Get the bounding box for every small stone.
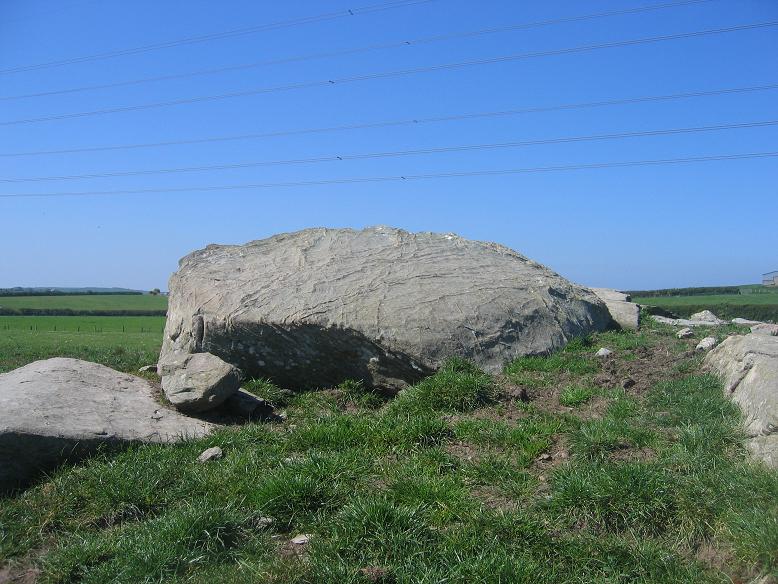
[138,364,157,373]
[622,378,636,389]
[197,446,223,463]
[595,347,613,357]
[291,534,311,545]
[254,516,274,529]
[538,453,552,461]
[676,328,694,339]
[696,337,718,351]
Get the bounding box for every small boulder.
[291,534,311,545]
[751,323,778,337]
[591,288,640,331]
[0,358,214,492]
[138,364,158,373]
[689,310,724,324]
[595,347,613,357]
[160,352,240,413]
[197,446,223,463]
[676,328,694,339]
[696,337,718,351]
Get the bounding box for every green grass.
[0,294,168,311]
[1,323,777,582]
[559,385,597,407]
[0,318,163,373]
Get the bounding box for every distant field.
[633,286,778,321]
[0,294,167,311]
[0,319,163,373]
[632,293,778,306]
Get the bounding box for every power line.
[4,119,776,183]
[0,0,437,75]
[0,0,717,101]
[2,82,776,158]
[3,21,776,127]
[2,151,775,198]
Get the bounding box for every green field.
[0,294,167,312]
[0,317,163,373]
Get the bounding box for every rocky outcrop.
[591,288,640,331]
[159,227,612,391]
[159,352,240,413]
[0,358,214,492]
[704,334,778,468]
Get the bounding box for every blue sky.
[0,0,776,291]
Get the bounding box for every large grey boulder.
[591,288,640,331]
[704,334,778,468]
[159,226,611,391]
[0,358,214,492]
[159,351,240,413]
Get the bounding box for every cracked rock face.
[0,358,214,492]
[159,226,611,391]
[704,334,778,468]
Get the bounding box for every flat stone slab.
[704,334,778,468]
[0,358,214,492]
[751,323,778,337]
[651,315,722,327]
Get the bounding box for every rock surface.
[591,288,640,331]
[751,323,778,337]
[222,389,276,420]
[159,227,611,391]
[732,318,763,326]
[595,347,613,357]
[159,352,240,413]
[0,358,213,492]
[704,334,778,467]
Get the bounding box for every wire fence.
[0,317,165,334]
